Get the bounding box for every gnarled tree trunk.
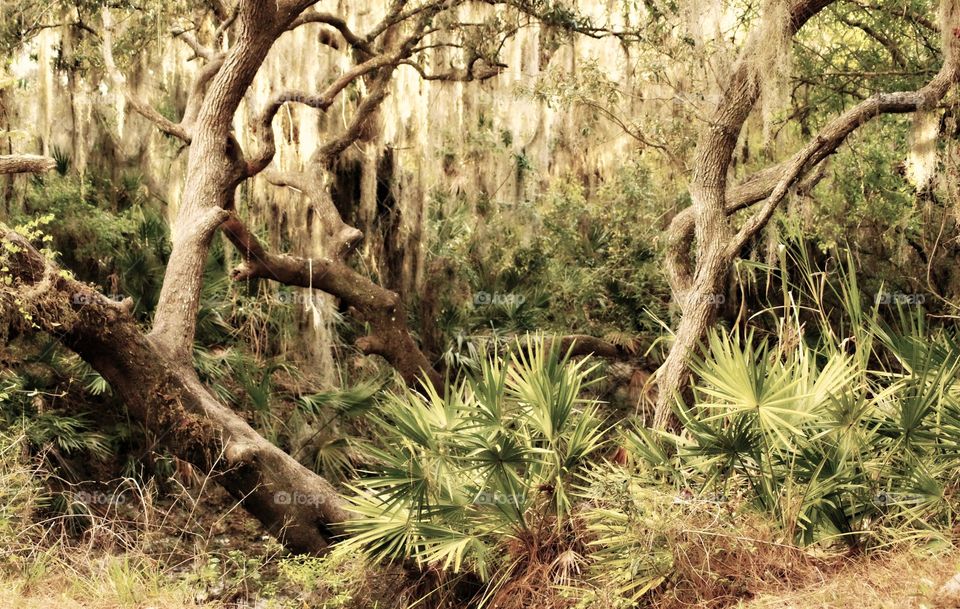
[652,0,960,428]
[2,221,348,552]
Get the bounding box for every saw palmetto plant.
[630,245,960,549]
[340,339,608,605]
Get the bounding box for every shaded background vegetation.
[1,0,960,607]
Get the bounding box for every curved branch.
[173,28,219,61]
[667,0,851,297]
[663,160,826,298]
[287,10,369,53]
[221,215,444,390]
[362,1,438,47]
[0,155,56,175]
[263,170,362,258]
[1,228,349,553]
[689,0,836,207]
[211,2,239,44]
[246,53,398,176]
[837,15,908,68]
[400,57,506,82]
[315,81,391,164]
[102,10,192,143]
[728,55,960,253]
[181,54,227,133]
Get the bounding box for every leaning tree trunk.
[2,1,633,554]
[650,0,824,427]
[652,260,729,429]
[1,224,349,553]
[651,0,959,428]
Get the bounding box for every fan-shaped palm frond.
[340,338,608,597]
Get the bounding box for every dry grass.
[659,522,827,608]
[0,483,272,609]
[3,435,960,609]
[5,543,959,609]
[0,558,216,609]
[740,546,960,609]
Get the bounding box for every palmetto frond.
[340,337,608,585]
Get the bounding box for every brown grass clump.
[742,546,960,609]
[0,433,392,609]
[656,513,828,608]
[4,433,960,609]
[485,522,590,609]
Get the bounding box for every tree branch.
[220,214,444,390]
[287,9,369,53]
[173,28,219,61]
[546,335,636,360]
[1,227,349,553]
[246,53,400,176]
[0,155,56,175]
[728,37,960,253]
[837,15,908,68]
[666,0,840,298]
[664,160,826,298]
[102,9,192,143]
[315,81,391,165]
[400,57,506,82]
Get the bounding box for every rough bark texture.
[653,0,960,428]
[0,155,56,174]
[2,223,351,553]
[3,1,607,555]
[221,214,444,389]
[1,1,439,552]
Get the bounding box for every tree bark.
[1,228,349,553]
[0,155,56,174]
[221,214,444,389]
[652,0,960,428]
[0,2,647,560]
[148,2,285,360]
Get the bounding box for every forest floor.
[3,483,960,609]
[740,549,960,608]
[4,549,959,608]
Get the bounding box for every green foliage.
[531,164,669,332]
[805,121,917,254]
[574,466,676,604]
[631,250,960,548]
[341,339,607,601]
[184,550,266,605]
[421,158,670,355]
[265,551,386,609]
[794,1,939,118]
[14,173,169,319]
[0,369,111,462]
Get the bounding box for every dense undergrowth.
[322,241,960,607]
[4,164,960,608]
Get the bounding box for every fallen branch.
[0,155,56,175]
